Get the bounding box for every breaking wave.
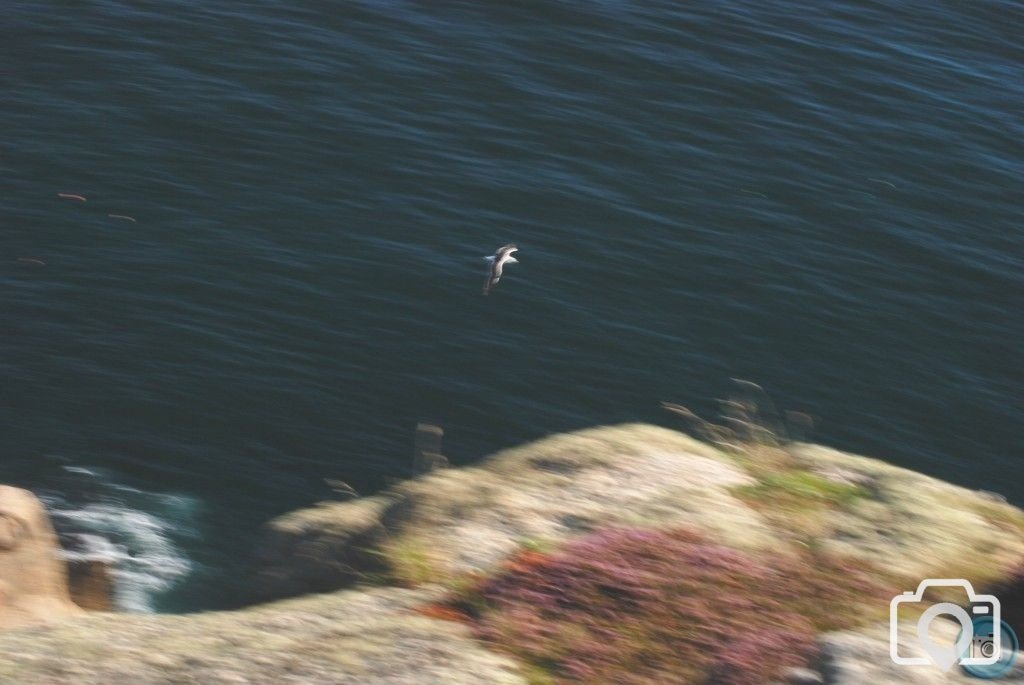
[38,466,197,613]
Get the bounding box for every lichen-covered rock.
[257,424,1024,598]
[0,486,81,629]
[0,585,526,684]
[380,424,777,578]
[787,443,1024,582]
[258,424,778,596]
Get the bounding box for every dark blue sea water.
[3,1,1022,611]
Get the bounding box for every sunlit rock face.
[0,486,81,629]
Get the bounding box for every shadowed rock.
[253,496,392,601]
[67,560,114,612]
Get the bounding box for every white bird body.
[483,244,519,295]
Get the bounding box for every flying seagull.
[482,244,519,295]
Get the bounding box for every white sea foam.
[40,466,197,613]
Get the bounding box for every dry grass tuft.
[661,378,806,477]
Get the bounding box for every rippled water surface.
[3,1,1022,610]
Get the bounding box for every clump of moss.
[374,535,443,587]
[736,470,870,511]
[663,381,875,541]
[446,527,892,685]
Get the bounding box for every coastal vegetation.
[2,401,1023,682]
[442,527,892,684]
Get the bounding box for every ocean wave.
[39,466,196,613]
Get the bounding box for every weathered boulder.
[0,486,81,629]
[0,584,526,685]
